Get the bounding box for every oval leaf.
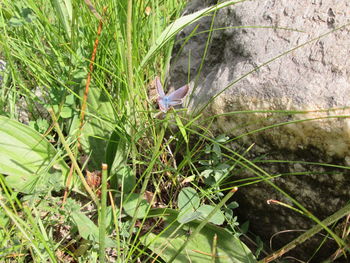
[178,187,200,211]
[71,209,116,247]
[123,193,150,219]
[142,208,256,263]
[80,86,117,170]
[178,211,202,224]
[197,205,225,225]
[0,116,69,193]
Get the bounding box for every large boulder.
[169,0,350,261]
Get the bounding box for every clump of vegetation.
[0,0,349,262]
[0,0,256,262]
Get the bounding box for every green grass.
[0,0,350,262]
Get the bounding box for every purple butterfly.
[155,76,189,113]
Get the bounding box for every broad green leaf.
[0,116,69,194]
[106,124,130,190]
[80,86,116,169]
[60,106,73,118]
[177,187,201,224]
[227,201,239,209]
[9,17,23,26]
[178,187,200,211]
[140,0,244,68]
[178,211,202,224]
[197,205,225,225]
[215,134,229,143]
[199,160,211,166]
[111,166,135,194]
[212,144,222,158]
[201,169,213,178]
[123,193,150,219]
[142,208,256,263]
[70,210,115,247]
[0,211,9,227]
[60,94,75,119]
[29,119,50,134]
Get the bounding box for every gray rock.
[169,0,350,260]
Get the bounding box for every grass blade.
[50,0,73,38]
[140,0,246,68]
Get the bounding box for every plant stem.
[126,0,133,90]
[126,123,167,259]
[0,200,47,261]
[99,163,108,263]
[78,8,105,146]
[260,202,350,263]
[48,108,99,205]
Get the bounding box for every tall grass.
[0,0,349,262]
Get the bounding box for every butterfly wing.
[155,76,165,97]
[155,76,168,112]
[166,84,189,106]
